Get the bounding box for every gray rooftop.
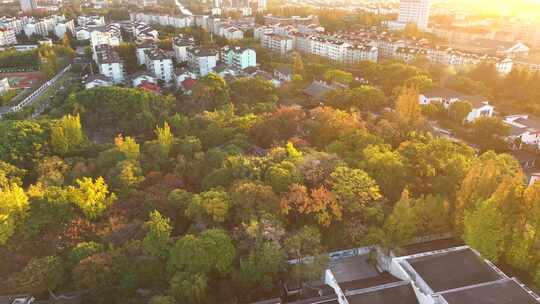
[303,81,336,100]
[407,248,502,292]
[440,278,539,304]
[347,282,419,304]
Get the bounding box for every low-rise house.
[419,87,494,122]
[84,74,113,89]
[180,78,197,94]
[174,68,197,88]
[222,26,244,40]
[274,65,292,82]
[303,80,337,101]
[129,71,157,87]
[504,114,540,149]
[137,81,161,93]
[469,39,530,59]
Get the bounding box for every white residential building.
[144,48,174,83]
[188,48,218,77]
[261,33,293,55]
[419,87,494,122]
[0,16,31,35]
[173,34,195,63]
[129,72,157,87]
[136,40,156,65]
[94,44,125,84]
[77,15,106,27]
[222,26,244,40]
[0,28,17,46]
[397,0,431,30]
[23,15,68,37]
[129,12,193,29]
[0,78,10,95]
[54,20,75,39]
[90,23,122,50]
[174,67,196,88]
[504,114,540,149]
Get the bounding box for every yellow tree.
[395,86,424,128]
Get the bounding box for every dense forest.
[1,52,540,304]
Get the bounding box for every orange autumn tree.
[280,184,342,227]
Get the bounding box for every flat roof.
[440,278,539,304]
[397,238,465,257]
[346,283,419,304]
[328,255,380,283]
[406,248,502,292]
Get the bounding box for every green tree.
[470,117,510,152]
[50,114,85,155]
[68,177,117,220]
[186,187,232,225]
[329,166,382,221]
[361,144,406,202]
[149,295,176,304]
[168,229,235,275]
[448,100,472,124]
[239,242,286,290]
[0,120,47,168]
[7,255,64,294]
[192,73,231,110]
[70,241,104,264]
[324,69,353,85]
[284,226,322,261]
[170,272,207,304]
[143,210,172,259]
[383,189,417,249]
[463,199,505,262]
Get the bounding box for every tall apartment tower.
[257,0,267,11]
[20,0,37,13]
[398,0,431,30]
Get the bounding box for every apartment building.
[0,16,31,35]
[261,33,293,56]
[77,15,106,27]
[173,34,195,63]
[144,48,174,83]
[129,12,193,29]
[221,46,256,70]
[0,29,17,46]
[397,0,431,30]
[94,44,125,84]
[188,48,218,77]
[89,23,122,50]
[54,20,75,39]
[221,26,244,40]
[136,40,156,66]
[23,15,69,37]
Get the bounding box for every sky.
[441,0,540,17]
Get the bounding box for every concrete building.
[397,0,431,30]
[77,15,106,27]
[222,46,256,70]
[173,34,195,63]
[94,44,125,84]
[136,40,156,66]
[20,0,37,12]
[251,244,540,304]
[188,48,218,77]
[261,33,293,56]
[54,20,75,39]
[0,28,17,46]
[144,48,174,83]
[0,78,11,96]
